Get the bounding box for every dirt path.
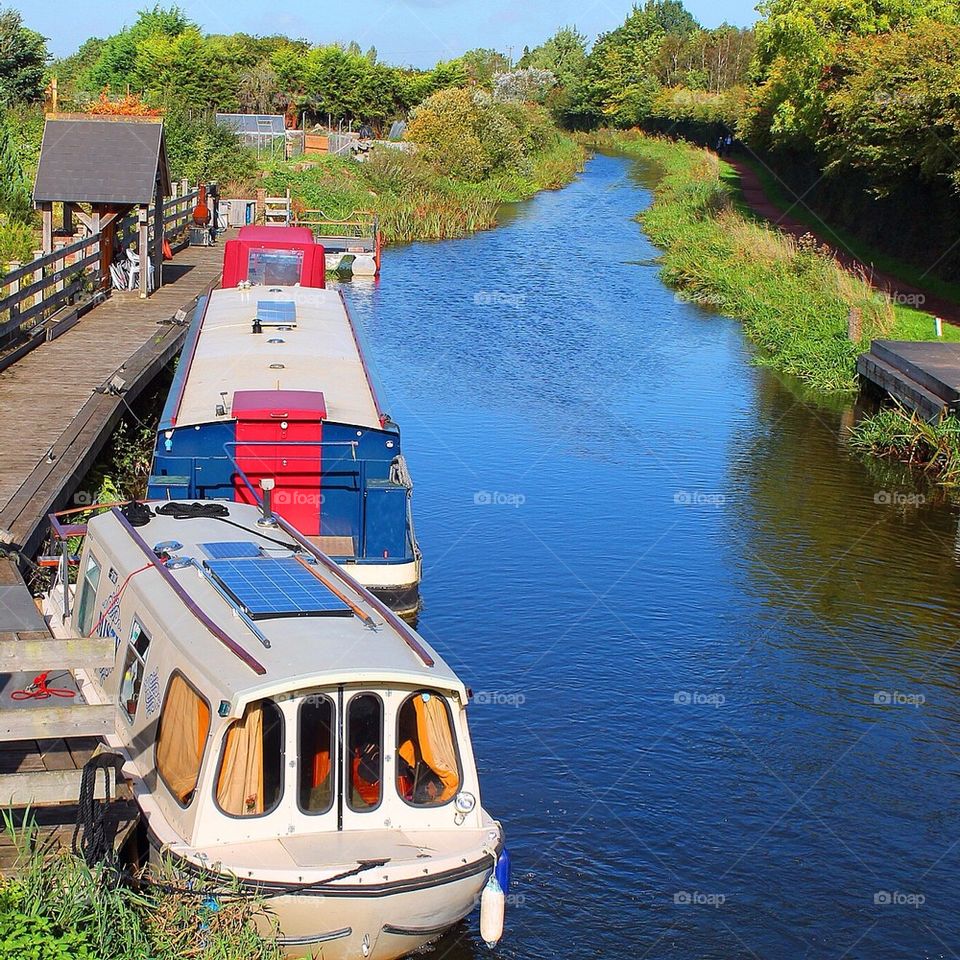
[726,156,960,325]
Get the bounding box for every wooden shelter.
[33,116,172,297]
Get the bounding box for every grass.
[849,405,960,485]
[260,137,586,245]
[0,815,280,960]
[737,154,960,309]
[588,130,960,394]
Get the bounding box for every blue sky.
[22,0,760,64]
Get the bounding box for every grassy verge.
[261,136,585,245]
[737,154,960,309]
[588,130,959,394]
[0,822,279,960]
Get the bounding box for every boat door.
[288,688,386,835]
[232,390,326,535]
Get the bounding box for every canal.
[341,152,960,959]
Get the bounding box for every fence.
[0,182,200,350]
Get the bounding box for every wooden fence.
[0,182,200,351]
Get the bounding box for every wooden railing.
[0,181,201,350]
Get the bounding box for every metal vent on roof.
[205,557,352,620]
[256,301,297,327]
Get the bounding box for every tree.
[0,9,48,105]
[520,26,588,89]
[238,62,283,114]
[821,21,960,194]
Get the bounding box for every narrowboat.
[43,499,507,958]
[148,226,421,617]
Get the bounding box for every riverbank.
[592,130,960,481]
[587,130,959,395]
[262,136,585,245]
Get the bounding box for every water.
[341,153,960,959]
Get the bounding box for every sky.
[20,0,760,65]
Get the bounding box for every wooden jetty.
[0,558,138,871]
[857,340,960,419]
[0,239,224,558]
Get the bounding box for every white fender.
[479,874,505,949]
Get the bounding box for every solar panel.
[200,541,262,560]
[256,300,297,326]
[206,557,352,619]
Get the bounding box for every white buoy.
[479,874,505,949]
[351,254,377,277]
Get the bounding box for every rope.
[85,562,153,638]
[121,501,154,527]
[10,671,75,700]
[155,502,300,551]
[72,752,126,865]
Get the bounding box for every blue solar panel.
[256,300,297,326]
[200,541,262,560]
[206,557,352,620]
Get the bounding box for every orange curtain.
[156,674,210,803]
[216,702,264,816]
[414,694,460,802]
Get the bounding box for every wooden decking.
[0,240,225,556]
[0,559,137,871]
[858,339,960,419]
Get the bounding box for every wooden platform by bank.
[0,559,138,872]
[0,238,226,559]
[857,340,960,419]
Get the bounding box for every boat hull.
[149,842,490,959]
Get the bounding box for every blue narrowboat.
[147,226,421,615]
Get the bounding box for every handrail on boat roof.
[48,500,134,539]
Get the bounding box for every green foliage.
[821,22,960,194]
[850,405,960,485]
[162,107,257,185]
[0,821,281,960]
[0,8,48,106]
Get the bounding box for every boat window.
[118,619,151,723]
[155,673,211,807]
[397,691,461,807]
[215,698,284,817]
[298,695,335,814]
[247,248,303,286]
[75,553,101,637]
[347,693,382,811]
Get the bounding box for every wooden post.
[53,239,66,295]
[62,202,74,235]
[138,206,149,299]
[256,188,266,225]
[153,179,164,291]
[32,250,42,310]
[40,203,53,254]
[7,262,20,331]
[848,307,862,343]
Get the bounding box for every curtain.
[414,694,460,802]
[216,702,264,816]
[156,674,210,803]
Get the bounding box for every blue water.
[342,152,960,959]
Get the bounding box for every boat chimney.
[258,478,277,527]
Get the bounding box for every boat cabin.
[222,225,327,288]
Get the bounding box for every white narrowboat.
[44,499,506,958]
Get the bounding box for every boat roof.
[86,502,462,713]
[169,285,383,430]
